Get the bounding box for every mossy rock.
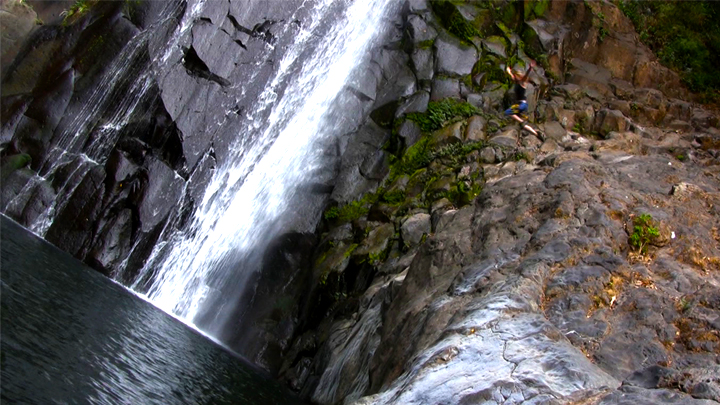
[448,181,481,207]
[431,0,481,44]
[315,243,358,284]
[323,193,378,224]
[1,153,32,171]
[497,1,521,30]
[471,8,494,37]
[472,54,507,85]
[482,35,509,59]
[406,98,480,133]
[429,121,465,149]
[368,202,401,222]
[520,23,543,59]
[406,168,430,198]
[524,0,550,20]
[353,223,395,266]
[426,173,456,202]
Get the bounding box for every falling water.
[136,0,395,335]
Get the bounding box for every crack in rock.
[181,46,231,87]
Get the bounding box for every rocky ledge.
[272,1,720,404]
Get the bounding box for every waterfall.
[134,0,395,336]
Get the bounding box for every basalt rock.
[282,1,720,404]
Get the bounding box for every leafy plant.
[323,193,379,223]
[406,99,480,133]
[61,0,93,23]
[629,213,660,254]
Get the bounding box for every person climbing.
[504,60,543,139]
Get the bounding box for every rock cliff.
[275,1,720,404]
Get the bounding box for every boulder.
[434,33,477,76]
[354,223,395,259]
[465,115,486,142]
[359,149,390,181]
[138,156,184,234]
[395,91,429,117]
[45,165,106,257]
[489,128,518,148]
[430,121,464,148]
[398,120,422,148]
[481,36,508,59]
[430,77,460,101]
[410,48,434,82]
[373,47,417,108]
[553,83,583,101]
[86,208,134,275]
[543,121,567,141]
[691,108,719,130]
[478,147,496,164]
[594,109,627,136]
[405,14,437,44]
[401,213,431,247]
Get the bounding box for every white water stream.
[138,0,394,331]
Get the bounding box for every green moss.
[61,0,94,24]
[448,181,482,207]
[406,98,480,133]
[323,194,379,223]
[472,54,507,85]
[417,39,435,49]
[524,0,549,20]
[381,189,406,205]
[434,140,485,167]
[344,243,359,258]
[390,136,432,178]
[431,0,481,44]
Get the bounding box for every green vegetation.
[629,213,660,254]
[572,116,589,134]
[512,151,531,163]
[417,39,434,50]
[324,193,379,222]
[432,0,481,44]
[61,0,93,23]
[616,0,720,102]
[433,140,485,167]
[389,136,433,179]
[406,99,480,132]
[524,0,550,21]
[381,189,406,205]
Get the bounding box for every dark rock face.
[1,0,331,282]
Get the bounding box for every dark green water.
[0,215,304,404]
